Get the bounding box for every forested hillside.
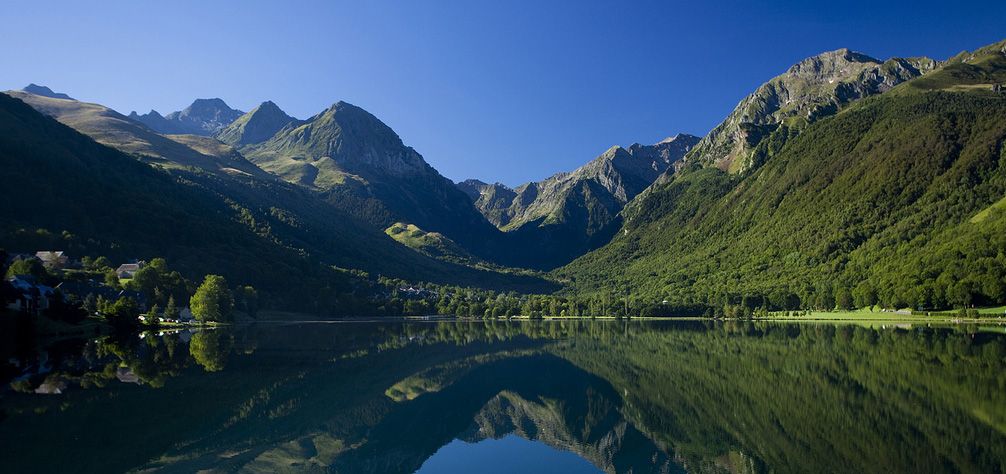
[560,41,1006,311]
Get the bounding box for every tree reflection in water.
[0,320,1004,474]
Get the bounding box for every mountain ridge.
[130,98,244,136]
[682,48,938,173]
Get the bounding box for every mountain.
[460,134,699,269]
[484,134,699,231]
[0,92,554,310]
[5,90,269,178]
[560,40,1006,311]
[215,100,300,146]
[129,98,243,136]
[455,179,518,227]
[240,100,504,256]
[21,83,73,100]
[685,48,938,173]
[0,91,365,308]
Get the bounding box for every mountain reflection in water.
[0,320,1004,474]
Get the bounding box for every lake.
[1,320,1004,473]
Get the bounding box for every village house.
[35,251,70,270]
[5,275,58,316]
[398,286,435,300]
[116,261,146,279]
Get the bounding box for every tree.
[104,297,140,327]
[190,275,234,323]
[6,257,46,279]
[164,296,180,320]
[104,270,121,290]
[835,286,854,311]
[947,281,973,309]
[144,304,161,327]
[83,256,112,272]
[852,282,877,310]
[82,293,97,315]
[129,266,161,301]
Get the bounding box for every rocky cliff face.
[455,134,698,269]
[684,49,937,173]
[462,134,699,233]
[456,179,519,228]
[129,98,244,136]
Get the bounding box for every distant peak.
[658,133,699,145]
[22,83,73,100]
[252,100,289,116]
[328,100,360,112]
[788,49,880,74]
[183,98,241,115]
[190,98,229,106]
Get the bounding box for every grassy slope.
[5,91,270,178]
[560,43,1006,309]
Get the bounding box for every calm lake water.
[1,320,1005,473]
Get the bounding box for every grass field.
[761,306,1006,323]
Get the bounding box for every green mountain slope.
[0,93,554,311]
[560,40,1006,310]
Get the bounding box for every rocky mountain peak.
[684,48,936,173]
[215,100,298,146]
[170,98,243,129]
[658,133,699,144]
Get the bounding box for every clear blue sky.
[5,0,1005,186]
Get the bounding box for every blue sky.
[5,0,1005,185]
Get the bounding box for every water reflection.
[1,320,1004,473]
